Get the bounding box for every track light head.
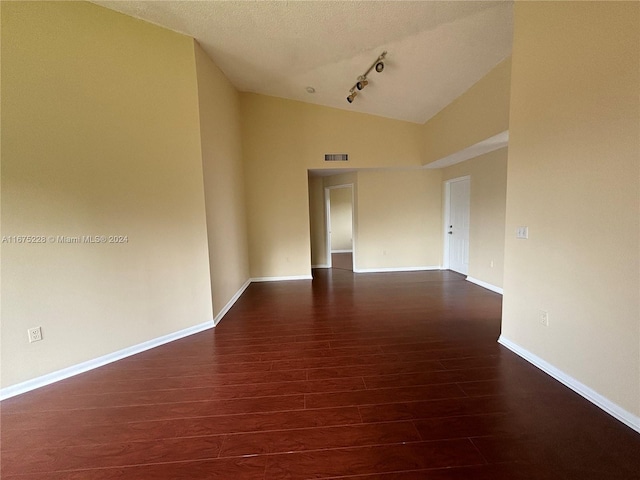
[346,51,387,104]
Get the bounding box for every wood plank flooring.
[2,269,639,479]
[331,253,352,271]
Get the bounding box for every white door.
[447,178,470,275]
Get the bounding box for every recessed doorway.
[326,185,354,271]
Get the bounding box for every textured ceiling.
[92,1,513,124]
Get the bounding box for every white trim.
[353,266,441,273]
[425,131,509,169]
[251,275,313,282]
[213,279,251,326]
[331,249,353,254]
[312,264,330,269]
[498,335,640,434]
[0,320,214,401]
[466,276,503,295]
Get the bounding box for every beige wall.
[442,148,508,288]
[194,42,250,319]
[356,170,442,271]
[308,169,441,272]
[502,2,639,418]
[423,57,511,165]
[420,57,511,289]
[308,175,327,267]
[1,2,213,387]
[240,94,424,278]
[329,187,353,252]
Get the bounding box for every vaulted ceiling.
[92,1,513,124]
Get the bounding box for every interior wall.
[502,1,639,421]
[194,41,250,319]
[240,93,424,279]
[329,187,353,252]
[356,170,442,271]
[308,175,327,268]
[1,2,213,388]
[422,57,511,165]
[442,148,508,288]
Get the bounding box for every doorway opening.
[325,185,354,271]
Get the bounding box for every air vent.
[324,153,348,162]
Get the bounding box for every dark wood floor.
[1,269,639,479]
[331,252,353,271]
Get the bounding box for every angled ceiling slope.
[92,1,513,124]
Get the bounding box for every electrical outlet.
[539,310,549,327]
[28,327,43,343]
[490,260,494,268]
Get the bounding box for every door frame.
[324,184,355,270]
[442,175,470,271]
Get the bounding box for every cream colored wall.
[442,148,508,288]
[240,94,424,278]
[1,2,213,388]
[502,2,639,419]
[323,173,358,189]
[308,169,441,272]
[329,187,353,252]
[194,42,250,319]
[356,170,442,271]
[423,57,511,165]
[308,175,327,267]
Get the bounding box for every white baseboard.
[331,249,353,254]
[466,276,504,295]
[353,266,441,274]
[0,320,214,401]
[312,264,330,269]
[213,279,251,326]
[251,275,313,282]
[498,335,640,434]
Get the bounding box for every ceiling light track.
[347,51,387,103]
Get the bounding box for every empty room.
[1,1,639,479]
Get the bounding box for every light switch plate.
[516,226,529,239]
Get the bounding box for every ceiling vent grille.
[324,153,348,162]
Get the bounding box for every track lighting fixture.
[346,51,387,103]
